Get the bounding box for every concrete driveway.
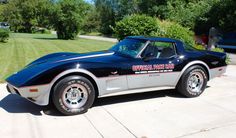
[0,66,236,138]
[228,53,236,65]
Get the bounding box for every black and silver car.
[6,36,227,115]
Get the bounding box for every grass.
[0,33,115,82]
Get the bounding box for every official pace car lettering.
[132,64,175,74]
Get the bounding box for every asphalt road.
[0,65,236,138]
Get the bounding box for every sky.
[85,0,93,4]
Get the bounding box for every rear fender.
[174,60,210,86]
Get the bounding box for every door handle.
[111,71,118,75]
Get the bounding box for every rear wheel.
[52,76,95,115]
[177,65,208,97]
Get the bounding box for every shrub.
[113,14,195,46]
[154,21,195,46]
[0,28,9,42]
[211,47,224,53]
[112,14,161,40]
[193,44,206,50]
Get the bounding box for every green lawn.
[0,33,115,82]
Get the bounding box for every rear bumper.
[209,66,227,79]
[6,83,51,106]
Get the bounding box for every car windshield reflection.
[110,38,147,58]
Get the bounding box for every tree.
[137,0,220,31]
[52,0,90,39]
[195,0,236,34]
[2,1,23,32]
[81,5,101,33]
[36,0,55,29]
[0,4,5,21]
[164,0,220,32]
[2,0,53,33]
[2,0,91,39]
[94,0,115,35]
[94,0,139,35]
[94,0,226,34]
[138,0,167,18]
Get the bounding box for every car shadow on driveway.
[93,89,183,107]
[0,88,204,116]
[0,94,46,115]
[94,85,210,107]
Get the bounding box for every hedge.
[113,14,195,46]
[112,14,161,40]
[0,28,9,42]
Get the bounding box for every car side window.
[141,41,176,59]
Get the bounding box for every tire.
[177,65,208,98]
[52,75,95,115]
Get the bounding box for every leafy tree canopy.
[52,0,90,39]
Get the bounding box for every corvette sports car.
[6,36,227,115]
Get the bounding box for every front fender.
[43,68,100,106]
[7,67,100,106]
[6,61,77,87]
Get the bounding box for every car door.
[127,41,181,89]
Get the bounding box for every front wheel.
[177,65,208,97]
[52,76,95,115]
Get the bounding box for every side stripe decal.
[55,52,114,62]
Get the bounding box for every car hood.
[6,50,128,87]
[27,51,115,67]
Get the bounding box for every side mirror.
[143,52,154,61]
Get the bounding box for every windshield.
[110,39,147,58]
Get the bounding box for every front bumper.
[6,83,51,106]
[6,84,21,95]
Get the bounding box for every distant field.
[0,33,114,82]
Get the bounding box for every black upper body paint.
[6,36,227,87]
